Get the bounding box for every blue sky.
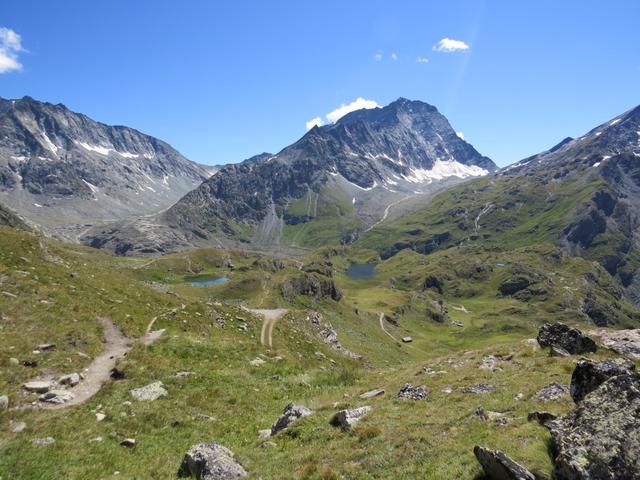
[1,1,639,167]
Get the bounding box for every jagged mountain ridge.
[0,96,213,239]
[83,98,497,254]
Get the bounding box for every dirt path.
[378,312,399,343]
[243,308,288,348]
[39,317,164,409]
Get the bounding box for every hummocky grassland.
[1,223,638,479]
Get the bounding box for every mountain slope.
[357,104,640,306]
[0,96,212,239]
[84,98,496,254]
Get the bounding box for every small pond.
[185,274,229,286]
[346,263,377,280]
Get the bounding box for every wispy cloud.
[0,27,24,73]
[391,52,398,61]
[433,38,469,53]
[416,57,429,64]
[306,97,380,130]
[373,52,382,61]
[305,117,324,130]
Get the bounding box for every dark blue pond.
[185,274,229,286]
[346,263,377,280]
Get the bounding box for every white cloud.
[456,131,465,140]
[305,116,324,131]
[325,97,380,123]
[391,52,398,61]
[433,38,470,53]
[0,27,24,73]
[373,52,382,61]
[416,57,429,64]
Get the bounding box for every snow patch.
[352,197,356,204]
[41,131,58,155]
[609,118,621,126]
[75,141,141,158]
[403,160,489,183]
[82,179,99,193]
[34,203,42,208]
[592,162,601,168]
[10,155,27,162]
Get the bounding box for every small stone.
[23,380,53,393]
[359,388,385,399]
[441,386,454,394]
[0,395,8,410]
[401,336,413,343]
[261,441,277,448]
[37,343,56,351]
[33,437,56,446]
[9,357,19,365]
[120,438,136,447]
[330,406,372,430]
[258,429,271,439]
[12,421,26,433]
[271,403,314,436]
[96,413,106,422]
[460,384,496,394]
[59,372,80,386]
[473,445,535,480]
[534,383,570,402]
[480,355,499,370]
[130,381,168,401]
[249,357,265,367]
[89,436,103,443]
[39,390,74,404]
[550,345,570,357]
[175,371,194,378]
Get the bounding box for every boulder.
[570,358,635,403]
[588,328,640,360]
[550,373,640,480]
[130,381,168,401]
[23,380,53,393]
[473,446,535,480]
[178,443,247,479]
[39,390,74,404]
[537,323,597,354]
[330,406,372,430]
[59,372,80,386]
[397,383,428,400]
[270,403,314,436]
[359,388,385,399]
[120,438,136,447]
[534,383,570,402]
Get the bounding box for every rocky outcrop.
[270,403,314,436]
[130,381,168,401]
[330,406,372,430]
[473,446,535,480]
[178,443,247,479]
[397,383,428,400]
[550,373,640,480]
[537,323,597,354]
[280,273,342,302]
[570,358,636,402]
[589,328,640,360]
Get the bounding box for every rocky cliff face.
[0,96,212,239]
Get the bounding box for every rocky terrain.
[82,98,496,254]
[0,97,213,240]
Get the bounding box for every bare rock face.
[537,323,597,354]
[270,403,314,436]
[570,358,636,402]
[178,443,247,480]
[473,446,535,480]
[550,373,640,480]
[280,273,342,302]
[330,406,372,430]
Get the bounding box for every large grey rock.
[534,383,570,402]
[473,446,535,480]
[550,373,640,480]
[537,323,597,354]
[23,381,53,393]
[589,328,640,360]
[570,358,635,402]
[130,381,168,401]
[270,403,314,436]
[330,406,372,430]
[178,443,247,479]
[359,388,385,399]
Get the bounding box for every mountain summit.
[84,98,496,254]
[0,96,213,239]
